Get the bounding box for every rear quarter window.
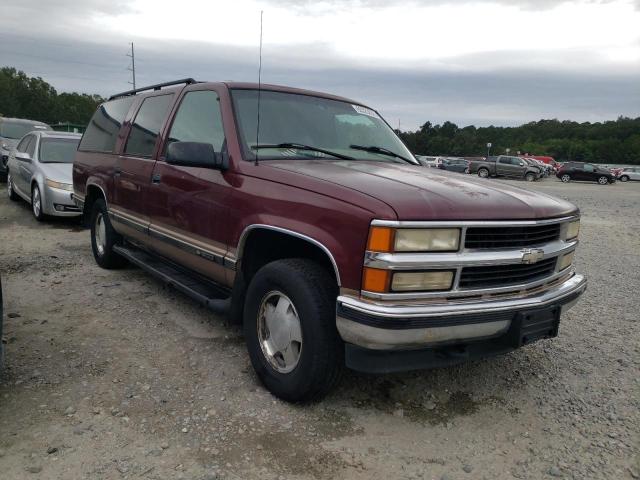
[79,97,135,153]
[125,94,174,157]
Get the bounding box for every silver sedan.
[6,131,82,220]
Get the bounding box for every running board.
[113,244,231,315]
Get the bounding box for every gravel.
[0,178,638,479]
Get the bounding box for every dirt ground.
[0,177,638,480]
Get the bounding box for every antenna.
[255,10,263,166]
[126,42,136,89]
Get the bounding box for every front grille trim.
[459,257,557,289]
[465,224,561,249]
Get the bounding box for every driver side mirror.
[519,161,525,166]
[16,152,32,162]
[166,142,225,170]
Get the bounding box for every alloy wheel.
[257,291,303,374]
[598,176,608,185]
[7,174,13,198]
[561,174,570,183]
[32,187,41,217]
[94,212,107,256]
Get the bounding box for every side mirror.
[16,152,32,162]
[519,161,526,166]
[166,142,224,170]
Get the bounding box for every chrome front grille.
[464,224,561,249]
[459,257,557,289]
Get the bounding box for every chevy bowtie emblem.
[521,248,545,264]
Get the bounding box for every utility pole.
[126,42,136,89]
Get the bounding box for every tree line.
[398,118,640,165]
[0,67,103,126]
[1,66,638,165]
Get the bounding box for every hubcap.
[562,175,570,182]
[621,176,628,182]
[7,174,12,197]
[33,188,41,216]
[598,177,607,184]
[479,170,488,178]
[95,212,106,256]
[257,291,303,374]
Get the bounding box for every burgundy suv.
[73,79,587,401]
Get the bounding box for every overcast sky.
[1,0,639,129]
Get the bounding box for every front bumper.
[337,273,586,372]
[43,185,82,217]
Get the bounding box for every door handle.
[151,173,161,184]
[114,167,122,176]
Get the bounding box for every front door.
[14,134,36,194]
[111,93,175,245]
[147,88,233,286]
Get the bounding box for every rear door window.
[125,94,174,157]
[165,90,225,153]
[79,96,135,153]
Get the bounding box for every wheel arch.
[82,183,108,225]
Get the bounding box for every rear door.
[146,87,232,285]
[581,164,597,181]
[112,93,175,245]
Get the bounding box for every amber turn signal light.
[367,226,395,253]
[362,267,391,293]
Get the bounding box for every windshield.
[39,138,80,163]
[0,121,51,139]
[231,89,416,163]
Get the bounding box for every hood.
[40,163,73,183]
[266,160,578,220]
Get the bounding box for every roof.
[0,117,51,126]
[37,131,82,139]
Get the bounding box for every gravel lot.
[0,177,638,480]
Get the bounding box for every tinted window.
[583,164,595,172]
[498,157,511,164]
[166,91,225,152]
[125,94,174,157]
[79,97,135,153]
[16,135,31,152]
[39,138,80,163]
[0,121,51,139]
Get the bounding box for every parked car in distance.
[1,117,52,181]
[468,155,541,181]
[437,157,469,173]
[73,79,586,402]
[7,131,82,219]
[617,167,640,182]
[416,155,445,168]
[556,162,616,185]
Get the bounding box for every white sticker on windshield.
[352,104,377,117]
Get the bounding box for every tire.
[478,168,489,178]
[7,172,18,201]
[619,175,629,182]
[243,258,343,402]
[90,198,127,269]
[560,174,571,183]
[31,184,45,221]
[597,176,609,185]
[525,172,536,182]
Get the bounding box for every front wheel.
[525,172,536,182]
[243,258,343,402]
[32,184,45,221]
[560,174,571,183]
[90,198,127,269]
[7,173,18,201]
[619,175,629,182]
[478,168,489,178]
[597,176,609,185]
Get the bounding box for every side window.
[26,136,37,157]
[125,94,174,157]
[166,91,225,152]
[16,135,31,153]
[79,96,134,152]
[498,157,510,164]
[583,164,595,172]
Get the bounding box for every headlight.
[391,270,454,292]
[564,219,580,241]
[559,251,575,271]
[367,226,461,253]
[46,179,73,191]
[1,143,9,150]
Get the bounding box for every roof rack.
[108,78,199,101]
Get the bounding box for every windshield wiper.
[252,143,354,160]
[349,144,416,165]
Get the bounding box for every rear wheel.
[560,174,571,183]
[31,184,45,221]
[525,172,536,182]
[90,198,127,269]
[597,176,609,185]
[243,258,343,402]
[478,168,489,178]
[619,175,629,182]
[7,173,18,201]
